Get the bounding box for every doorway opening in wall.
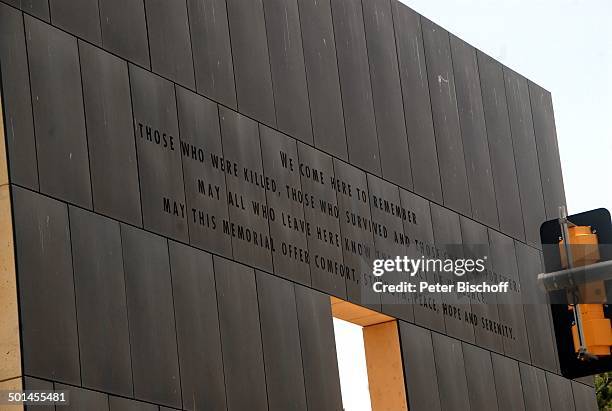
[331,297,409,411]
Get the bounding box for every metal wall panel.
[431,333,471,410]
[477,51,524,240]
[401,189,444,332]
[187,0,236,107]
[69,207,133,397]
[25,16,92,208]
[504,68,546,247]
[260,125,310,284]
[529,83,566,219]
[491,353,525,411]
[515,241,557,372]
[421,18,470,215]
[214,256,268,411]
[362,0,412,188]
[488,229,530,362]
[121,224,181,408]
[4,0,49,21]
[109,396,158,411]
[262,0,312,144]
[295,285,343,411]
[256,271,308,411]
[0,4,38,189]
[12,187,80,385]
[399,322,441,411]
[460,216,503,353]
[391,2,442,202]
[450,36,497,227]
[80,41,142,226]
[225,0,276,126]
[330,0,380,175]
[218,107,273,271]
[23,377,54,411]
[297,0,347,159]
[547,372,576,411]
[175,87,232,257]
[519,363,551,411]
[368,173,413,322]
[463,343,498,411]
[129,64,188,242]
[99,0,150,67]
[145,0,195,89]
[54,384,108,411]
[334,158,377,307]
[169,241,226,411]
[430,203,475,342]
[571,381,598,411]
[49,0,101,44]
[298,142,346,298]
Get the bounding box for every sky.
[334,1,612,409]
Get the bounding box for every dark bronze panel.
[4,0,49,21]
[431,333,470,410]
[225,0,276,126]
[25,16,92,208]
[260,125,310,284]
[571,381,598,411]
[187,0,236,107]
[421,18,470,215]
[121,224,181,408]
[295,285,343,411]
[54,384,108,411]
[547,372,576,411]
[463,343,498,411]
[491,353,525,411]
[333,159,377,308]
[129,64,188,242]
[477,51,524,240]
[80,41,142,226]
[214,256,268,411]
[297,0,347,159]
[401,189,445,333]
[391,1,442,202]
[362,0,412,188]
[218,107,273,271]
[0,3,38,189]
[399,322,442,411]
[256,271,308,411]
[504,68,545,247]
[23,377,54,411]
[12,187,80,384]
[99,0,150,67]
[297,142,346,298]
[515,241,557,372]
[49,0,101,44]
[109,396,158,411]
[145,0,195,88]
[169,241,226,411]
[176,87,232,257]
[69,207,133,397]
[460,216,503,353]
[430,203,474,342]
[450,36,498,227]
[519,363,551,411]
[262,0,312,144]
[529,82,566,219]
[330,0,380,175]
[368,173,413,322]
[488,230,530,363]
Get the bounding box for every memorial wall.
[0,0,597,409]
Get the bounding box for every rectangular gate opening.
[331,297,409,411]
